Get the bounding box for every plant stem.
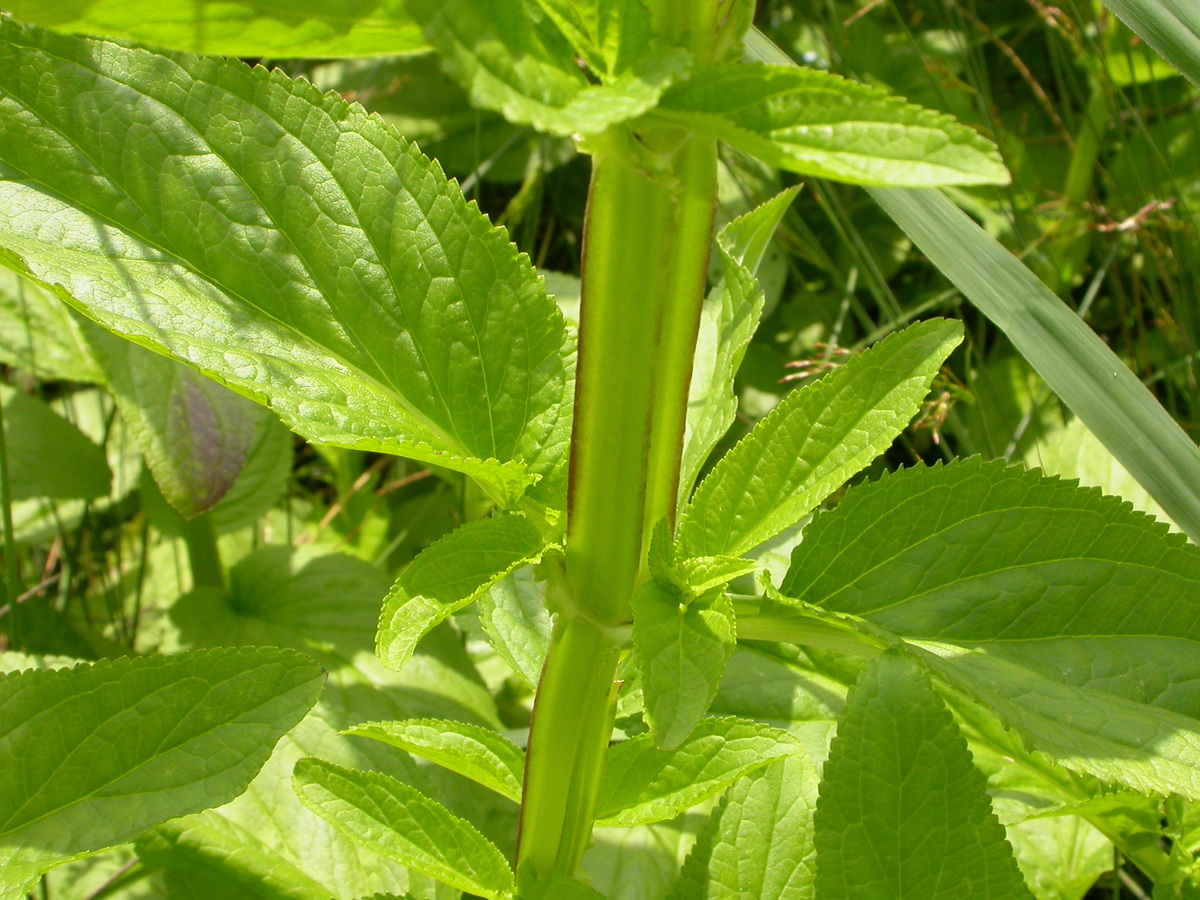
[518,126,718,878]
[181,513,224,590]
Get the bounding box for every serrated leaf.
[632,581,736,750]
[0,20,570,508]
[679,318,962,558]
[814,651,1032,899]
[783,457,1200,799]
[679,187,799,510]
[674,753,817,900]
[1098,0,1200,87]
[377,514,548,672]
[0,269,100,383]
[86,328,272,518]
[651,63,1009,187]
[345,719,525,803]
[1,385,110,501]
[5,0,428,58]
[478,567,552,690]
[407,0,690,137]
[293,758,514,899]
[0,648,324,889]
[595,717,799,827]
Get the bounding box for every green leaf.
[517,863,607,900]
[595,717,799,827]
[652,63,1009,187]
[0,270,100,383]
[4,0,428,58]
[864,185,1200,545]
[86,329,274,518]
[678,187,799,510]
[407,0,690,137]
[0,385,110,501]
[679,318,962,558]
[345,719,525,804]
[377,514,548,672]
[0,20,571,508]
[478,567,552,689]
[783,458,1200,799]
[293,757,514,899]
[675,753,818,900]
[1007,817,1113,900]
[743,26,1200,549]
[0,648,324,889]
[1098,0,1200,87]
[814,650,1032,899]
[632,580,736,751]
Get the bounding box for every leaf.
[0,648,324,889]
[813,650,1032,899]
[585,818,701,900]
[743,26,1200,549]
[594,717,799,827]
[293,758,514,900]
[782,458,1200,799]
[651,63,1009,187]
[517,864,607,900]
[678,187,799,509]
[678,318,962,558]
[864,185,1200,545]
[0,20,571,508]
[4,0,428,58]
[0,385,110,501]
[1006,817,1113,900]
[1098,0,1200,87]
[407,0,690,137]
[86,328,273,518]
[0,269,100,383]
[377,514,548,672]
[478,567,552,690]
[632,581,736,751]
[344,719,525,804]
[676,753,818,900]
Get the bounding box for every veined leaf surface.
[3,1,428,58]
[783,458,1200,799]
[679,318,961,558]
[652,63,1009,187]
[345,719,525,803]
[377,514,548,672]
[293,758,514,899]
[595,717,799,827]
[0,648,324,894]
[407,0,690,137]
[814,651,1032,899]
[0,270,100,383]
[0,20,570,508]
[678,187,798,511]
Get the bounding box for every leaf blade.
[0,648,324,885]
[292,757,514,900]
[814,651,1032,899]
[679,318,962,558]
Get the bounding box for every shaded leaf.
[814,651,1032,899]
[293,758,514,899]
[595,717,799,827]
[478,567,552,689]
[377,514,548,672]
[0,269,99,383]
[1098,0,1200,87]
[0,648,324,889]
[1,385,110,501]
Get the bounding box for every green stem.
[182,513,224,590]
[518,126,718,878]
[517,616,621,878]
